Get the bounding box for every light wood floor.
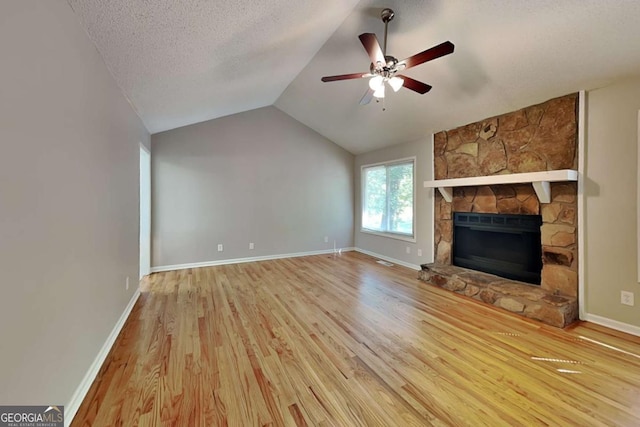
[72,252,640,426]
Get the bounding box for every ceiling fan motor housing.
[369,55,400,78]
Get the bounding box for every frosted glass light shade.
[373,84,385,98]
[368,75,384,91]
[389,76,404,92]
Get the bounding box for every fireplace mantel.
[424,169,578,203]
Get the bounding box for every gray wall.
[0,0,149,404]
[585,77,640,328]
[354,138,434,268]
[151,106,354,267]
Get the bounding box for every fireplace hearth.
[453,212,542,285]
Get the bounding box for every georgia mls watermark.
[0,406,63,427]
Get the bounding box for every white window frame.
[361,156,416,242]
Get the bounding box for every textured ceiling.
[67,0,360,133]
[69,0,640,154]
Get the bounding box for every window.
[361,158,415,239]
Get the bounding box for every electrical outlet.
[324,236,329,243]
[621,291,634,306]
[417,249,423,257]
[125,276,129,290]
[249,242,254,250]
[217,244,223,252]
[406,246,411,254]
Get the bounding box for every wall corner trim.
[65,289,141,426]
[578,90,586,319]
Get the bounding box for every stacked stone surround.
[421,93,579,327]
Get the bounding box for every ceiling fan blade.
[399,41,455,70]
[359,88,374,105]
[358,33,385,66]
[321,72,371,82]
[399,75,432,94]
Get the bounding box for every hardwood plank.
[72,252,640,426]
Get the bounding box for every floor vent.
[376,260,394,267]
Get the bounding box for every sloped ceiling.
[67,0,361,133]
[69,0,640,154]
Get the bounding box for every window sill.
[360,229,416,243]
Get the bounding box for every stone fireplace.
[419,93,579,327]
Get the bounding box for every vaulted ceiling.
[68,0,640,154]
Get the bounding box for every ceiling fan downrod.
[381,8,394,57]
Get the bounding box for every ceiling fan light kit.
[368,75,403,98]
[321,8,454,105]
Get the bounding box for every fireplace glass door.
[453,212,542,285]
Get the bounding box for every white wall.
[151,106,354,267]
[354,137,434,268]
[0,0,149,405]
[585,76,640,329]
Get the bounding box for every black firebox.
[452,212,542,285]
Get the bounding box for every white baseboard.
[354,248,421,271]
[583,313,640,337]
[150,248,356,273]
[65,288,141,427]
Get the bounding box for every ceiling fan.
[321,8,454,105]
